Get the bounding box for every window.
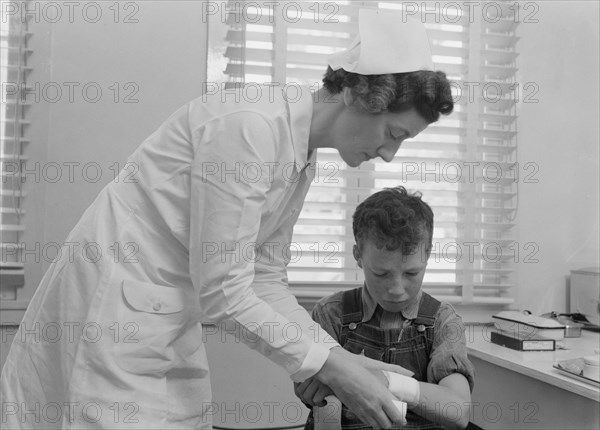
[207,0,519,305]
[0,0,30,299]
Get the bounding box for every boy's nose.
[388,279,406,296]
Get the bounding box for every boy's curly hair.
[353,186,434,254]
[322,68,454,123]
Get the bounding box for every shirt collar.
[361,284,423,322]
[284,86,313,170]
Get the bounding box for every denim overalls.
[306,288,443,430]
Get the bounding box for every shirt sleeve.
[187,106,329,382]
[311,293,346,343]
[427,304,475,392]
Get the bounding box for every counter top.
[466,324,600,402]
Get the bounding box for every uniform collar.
[284,86,313,170]
[362,285,423,322]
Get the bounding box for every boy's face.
[354,239,429,313]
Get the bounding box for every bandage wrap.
[383,371,421,406]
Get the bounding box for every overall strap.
[341,287,363,324]
[339,287,363,345]
[413,292,441,327]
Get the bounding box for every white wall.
[19,1,207,303]
[514,0,600,314]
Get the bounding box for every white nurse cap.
[327,9,434,75]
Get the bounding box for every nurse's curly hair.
[322,68,453,123]
[353,186,434,255]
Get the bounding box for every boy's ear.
[342,87,355,107]
[353,244,362,268]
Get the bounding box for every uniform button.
[349,322,357,330]
[153,302,162,312]
[417,324,426,332]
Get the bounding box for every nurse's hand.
[294,349,412,407]
[294,378,333,407]
[313,346,404,429]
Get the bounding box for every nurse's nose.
[377,141,402,162]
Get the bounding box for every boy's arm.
[380,303,474,429]
[381,371,471,430]
[413,373,471,430]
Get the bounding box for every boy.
[298,186,475,429]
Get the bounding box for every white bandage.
[383,371,421,406]
[392,399,408,426]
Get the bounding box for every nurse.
[1,10,454,430]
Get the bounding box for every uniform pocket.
[114,280,188,375]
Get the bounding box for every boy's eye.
[406,272,419,277]
[373,272,388,277]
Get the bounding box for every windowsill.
[0,300,29,325]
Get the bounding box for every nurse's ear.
[342,87,356,107]
[353,244,363,268]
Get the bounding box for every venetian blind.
[207,0,520,305]
[0,0,30,299]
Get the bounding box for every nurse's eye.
[389,129,406,141]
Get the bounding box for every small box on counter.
[491,329,556,351]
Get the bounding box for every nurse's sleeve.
[188,109,330,382]
[252,212,340,349]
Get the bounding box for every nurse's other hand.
[314,346,403,429]
[294,379,334,407]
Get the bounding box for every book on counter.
[490,329,556,351]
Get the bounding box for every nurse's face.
[332,102,430,167]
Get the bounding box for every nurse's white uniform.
[0,86,335,429]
